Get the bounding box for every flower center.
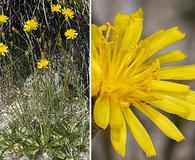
[96,23,161,101]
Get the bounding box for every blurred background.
[92,0,195,160]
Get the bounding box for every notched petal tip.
[146,151,157,158]
[171,26,186,39]
[175,134,185,142]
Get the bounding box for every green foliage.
[0,0,89,159]
[0,71,89,159]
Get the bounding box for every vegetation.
[0,0,89,159]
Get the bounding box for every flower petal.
[149,93,188,116]
[110,117,127,157]
[112,13,130,43]
[112,9,143,75]
[141,27,185,59]
[92,41,100,62]
[151,92,195,120]
[94,96,110,129]
[186,91,195,103]
[159,65,195,80]
[135,102,185,142]
[92,58,101,79]
[92,24,100,49]
[151,80,190,93]
[109,97,123,128]
[162,94,195,120]
[120,8,143,51]
[122,107,156,157]
[111,12,131,68]
[146,50,187,65]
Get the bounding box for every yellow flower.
[0,43,8,56]
[37,53,49,69]
[92,8,195,158]
[0,15,9,24]
[62,8,74,20]
[23,18,38,32]
[51,4,62,12]
[13,143,20,151]
[65,29,78,39]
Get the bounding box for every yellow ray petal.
[94,96,110,129]
[160,90,195,104]
[143,29,165,41]
[159,93,195,120]
[135,102,185,142]
[120,8,143,51]
[92,40,100,62]
[158,91,188,101]
[122,107,156,157]
[92,24,99,49]
[111,12,131,70]
[112,9,143,76]
[92,58,102,79]
[151,80,190,93]
[150,91,195,120]
[149,93,188,116]
[109,96,123,128]
[141,27,185,59]
[112,12,130,43]
[92,79,101,97]
[186,91,195,103]
[159,65,195,80]
[110,118,127,157]
[146,50,187,65]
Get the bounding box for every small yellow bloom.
[62,8,74,20]
[51,4,62,12]
[37,53,49,69]
[92,8,195,158]
[0,43,8,56]
[0,15,9,24]
[65,29,78,39]
[13,143,20,151]
[38,59,49,69]
[23,18,39,32]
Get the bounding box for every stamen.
[105,23,113,41]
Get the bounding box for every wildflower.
[0,43,8,56]
[37,52,49,69]
[23,18,38,32]
[92,8,195,158]
[51,4,62,12]
[65,28,78,39]
[13,143,20,151]
[0,14,9,24]
[62,8,74,20]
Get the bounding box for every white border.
[89,0,92,159]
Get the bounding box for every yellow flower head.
[92,8,195,158]
[0,43,8,56]
[0,15,9,24]
[62,8,74,20]
[23,18,39,32]
[37,53,49,69]
[65,28,78,39]
[51,4,62,12]
[13,143,20,151]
